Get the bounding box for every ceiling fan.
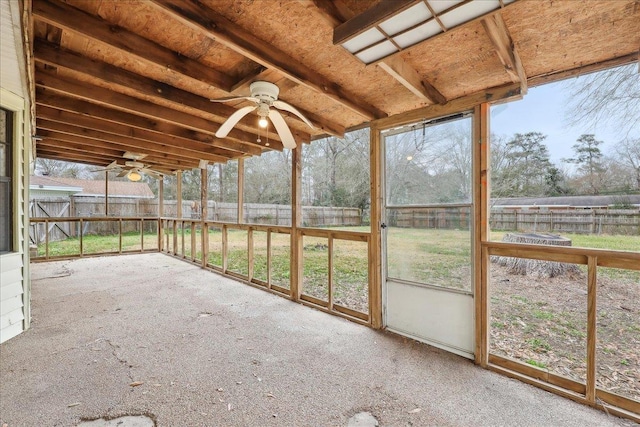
[211,81,314,149]
[92,152,162,181]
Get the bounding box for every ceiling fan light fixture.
[258,117,269,128]
[127,170,142,182]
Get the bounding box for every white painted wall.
[0,0,32,344]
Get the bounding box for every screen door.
[382,113,475,358]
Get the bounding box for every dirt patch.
[490,263,640,402]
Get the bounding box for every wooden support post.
[118,219,122,253]
[328,236,334,311]
[290,145,303,301]
[79,218,83,256]
[474,103,491,366]
[586,255,597,404]
[175,171,182,254]
[267,230,272,288]
[140,219,144,251]
[201,166,208,268]
[369,125,383,328]
[176,171,182,219]
[237,158,244,224]
[222,225,228,273]
[248,228,254,282]
[158,177,164,251]
[105,172,109,216]
[45,219,49,260]
[191,222,196,262]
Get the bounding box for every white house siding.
[0,0,32,344]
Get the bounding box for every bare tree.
[564,64,640,138]
[35,158,93,179]
[614,138,640,191]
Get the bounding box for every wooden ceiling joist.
[35,91,264,156]
[32,0,235,91]
[481,13,527,93]
[36,147,123,165]
[148,0,387,120]
[34,71,297,150]
[35,106,242,159]
[35,122,227,164]
[33,40,282,143]
[377,56,447,104]
[37,139,196,171]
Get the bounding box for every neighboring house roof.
[30,176,155,199]
[30,175,83,198]
[493,195,640,207]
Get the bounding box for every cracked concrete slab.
[0,254,635,426]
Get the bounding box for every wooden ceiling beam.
[38,139,195,170]
[35,122,227,164]
[36,146,120,165]
[35,71,297,150]
[313,0,446,105]
[36,104,243,160]
[373,82,522,129]
[307,0,352,28]
[528,53,638,88]
[36,90,264,156]
[39,40,341,140]
[377,56,447,104]
[482,13,527,94]
[33,39,288,146]
[149,0,387,120]
[32,0,234,91]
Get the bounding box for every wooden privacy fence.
[384,205,640,235]
[490,209,640,235]
[387,205,472,229]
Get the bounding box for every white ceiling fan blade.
[273,100,315,129]
[140,168,161,180]
[268,108,296,149]
[116,169,129,178]
[215,105,257,138]
[211,96,259,103]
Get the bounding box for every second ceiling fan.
[212,81,314,149]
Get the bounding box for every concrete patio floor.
[0,253,633,426]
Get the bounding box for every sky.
[490,75,633,165]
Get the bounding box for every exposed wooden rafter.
[33,39,289,146]
[32,0,235,91]
[377,56,447,104]
[34,70,302,151]
[148,0,387,120]
[35,91,265,156]
[481,13,528,94]
[36,106,241,159]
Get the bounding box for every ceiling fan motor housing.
[250,81,280,103]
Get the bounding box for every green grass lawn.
[39,226,638,307]
[38,231,158,257]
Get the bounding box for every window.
[0,108,13,253]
